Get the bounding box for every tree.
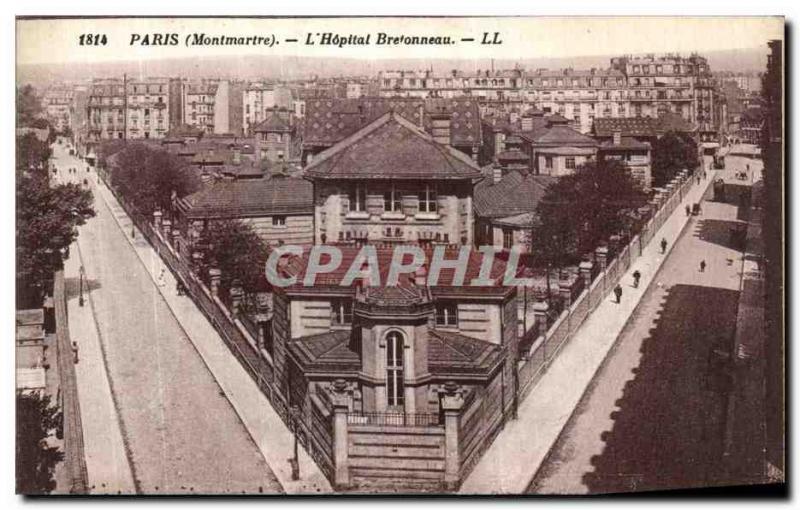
[16,170,95,307]
[16,85,43,127]
[651,131,700,187]
[110,143,199,216]
[16,391,64,494]
[200,219,270,311]
[531,159,648,296]
[16,132,52,173]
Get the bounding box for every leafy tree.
[16,170,95,307]
[16,391,64,494]
[16,85,43,127]
[200,219,270,311]
[16,132,52,173]
[531,159,648,296]
[110,143,200,216]
[651,131,700,187]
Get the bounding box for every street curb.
[522,174,717,494]
[73,239,141,494]
[92,177,302,494]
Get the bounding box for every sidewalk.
[65,244,137,494]
[460,172,718,494]
[91,178,332,494]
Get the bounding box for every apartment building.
[125,78,170,139]
[242,82,293,135]
[87,78,126,141]
[182,80,230,134]
[42,85,74,132]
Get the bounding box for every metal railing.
[347,411,442,427]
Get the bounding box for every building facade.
[304,112,482,247]
[124,78,170,139]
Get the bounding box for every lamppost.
[78,265,85,307]
[288,405,300,481]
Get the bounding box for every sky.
[16,16,784,67]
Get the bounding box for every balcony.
[347,412,441,427]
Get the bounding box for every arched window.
[385,332,405,409]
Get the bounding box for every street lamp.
[78,265,85,307]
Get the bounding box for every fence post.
[331,380,352,489]
[209,268,221,297]
[595,246,609,273]
[153,209,162,230]
[162,219,172,240]
[579,261,593,289]
[442,382,464,490]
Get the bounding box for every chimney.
[613,130,622,146]
[521,114,533,131]
[493,163,503,184]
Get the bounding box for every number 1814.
[79,34,108,46]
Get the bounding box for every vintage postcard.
[14,15,785,496]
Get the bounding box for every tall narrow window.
[384,184,402,212]
[565,157,576,170]
[349,183,367,212]
[503,228,514,250]
[435,302,458,327]
[418,184,437,213]
[331,299,352,326]
[385,332,405,409]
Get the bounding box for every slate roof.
[473,170,557,220]
[492,212,537,228]
[253,112,292,133]
[599,136,651,150]
[287,327,503,377]
[529,125,598,146]
[288,330,361,373]
[304,112,483,181]
[178,175,313,219]
[428,330,504,377]
[302,97,482,148]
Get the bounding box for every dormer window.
[332,299,352,326]
[417,184,437,213]
[383,184,401,213]
[349,183,367,212]
[435,302,458,327]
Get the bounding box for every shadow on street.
[582,284,741,494]
[64,276,102,301]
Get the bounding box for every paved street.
[52,141,284,494]
[529,151,762,494]
[460,163,715,494]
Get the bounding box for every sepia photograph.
[12,13,785,497]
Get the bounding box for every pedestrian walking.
[700,260,707,272]
[660,237,668,254]
[696,175,701,185]
[685,204,691,216]
[176,279,185,296]
[614,284,623,304]
[632,270,641,288]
